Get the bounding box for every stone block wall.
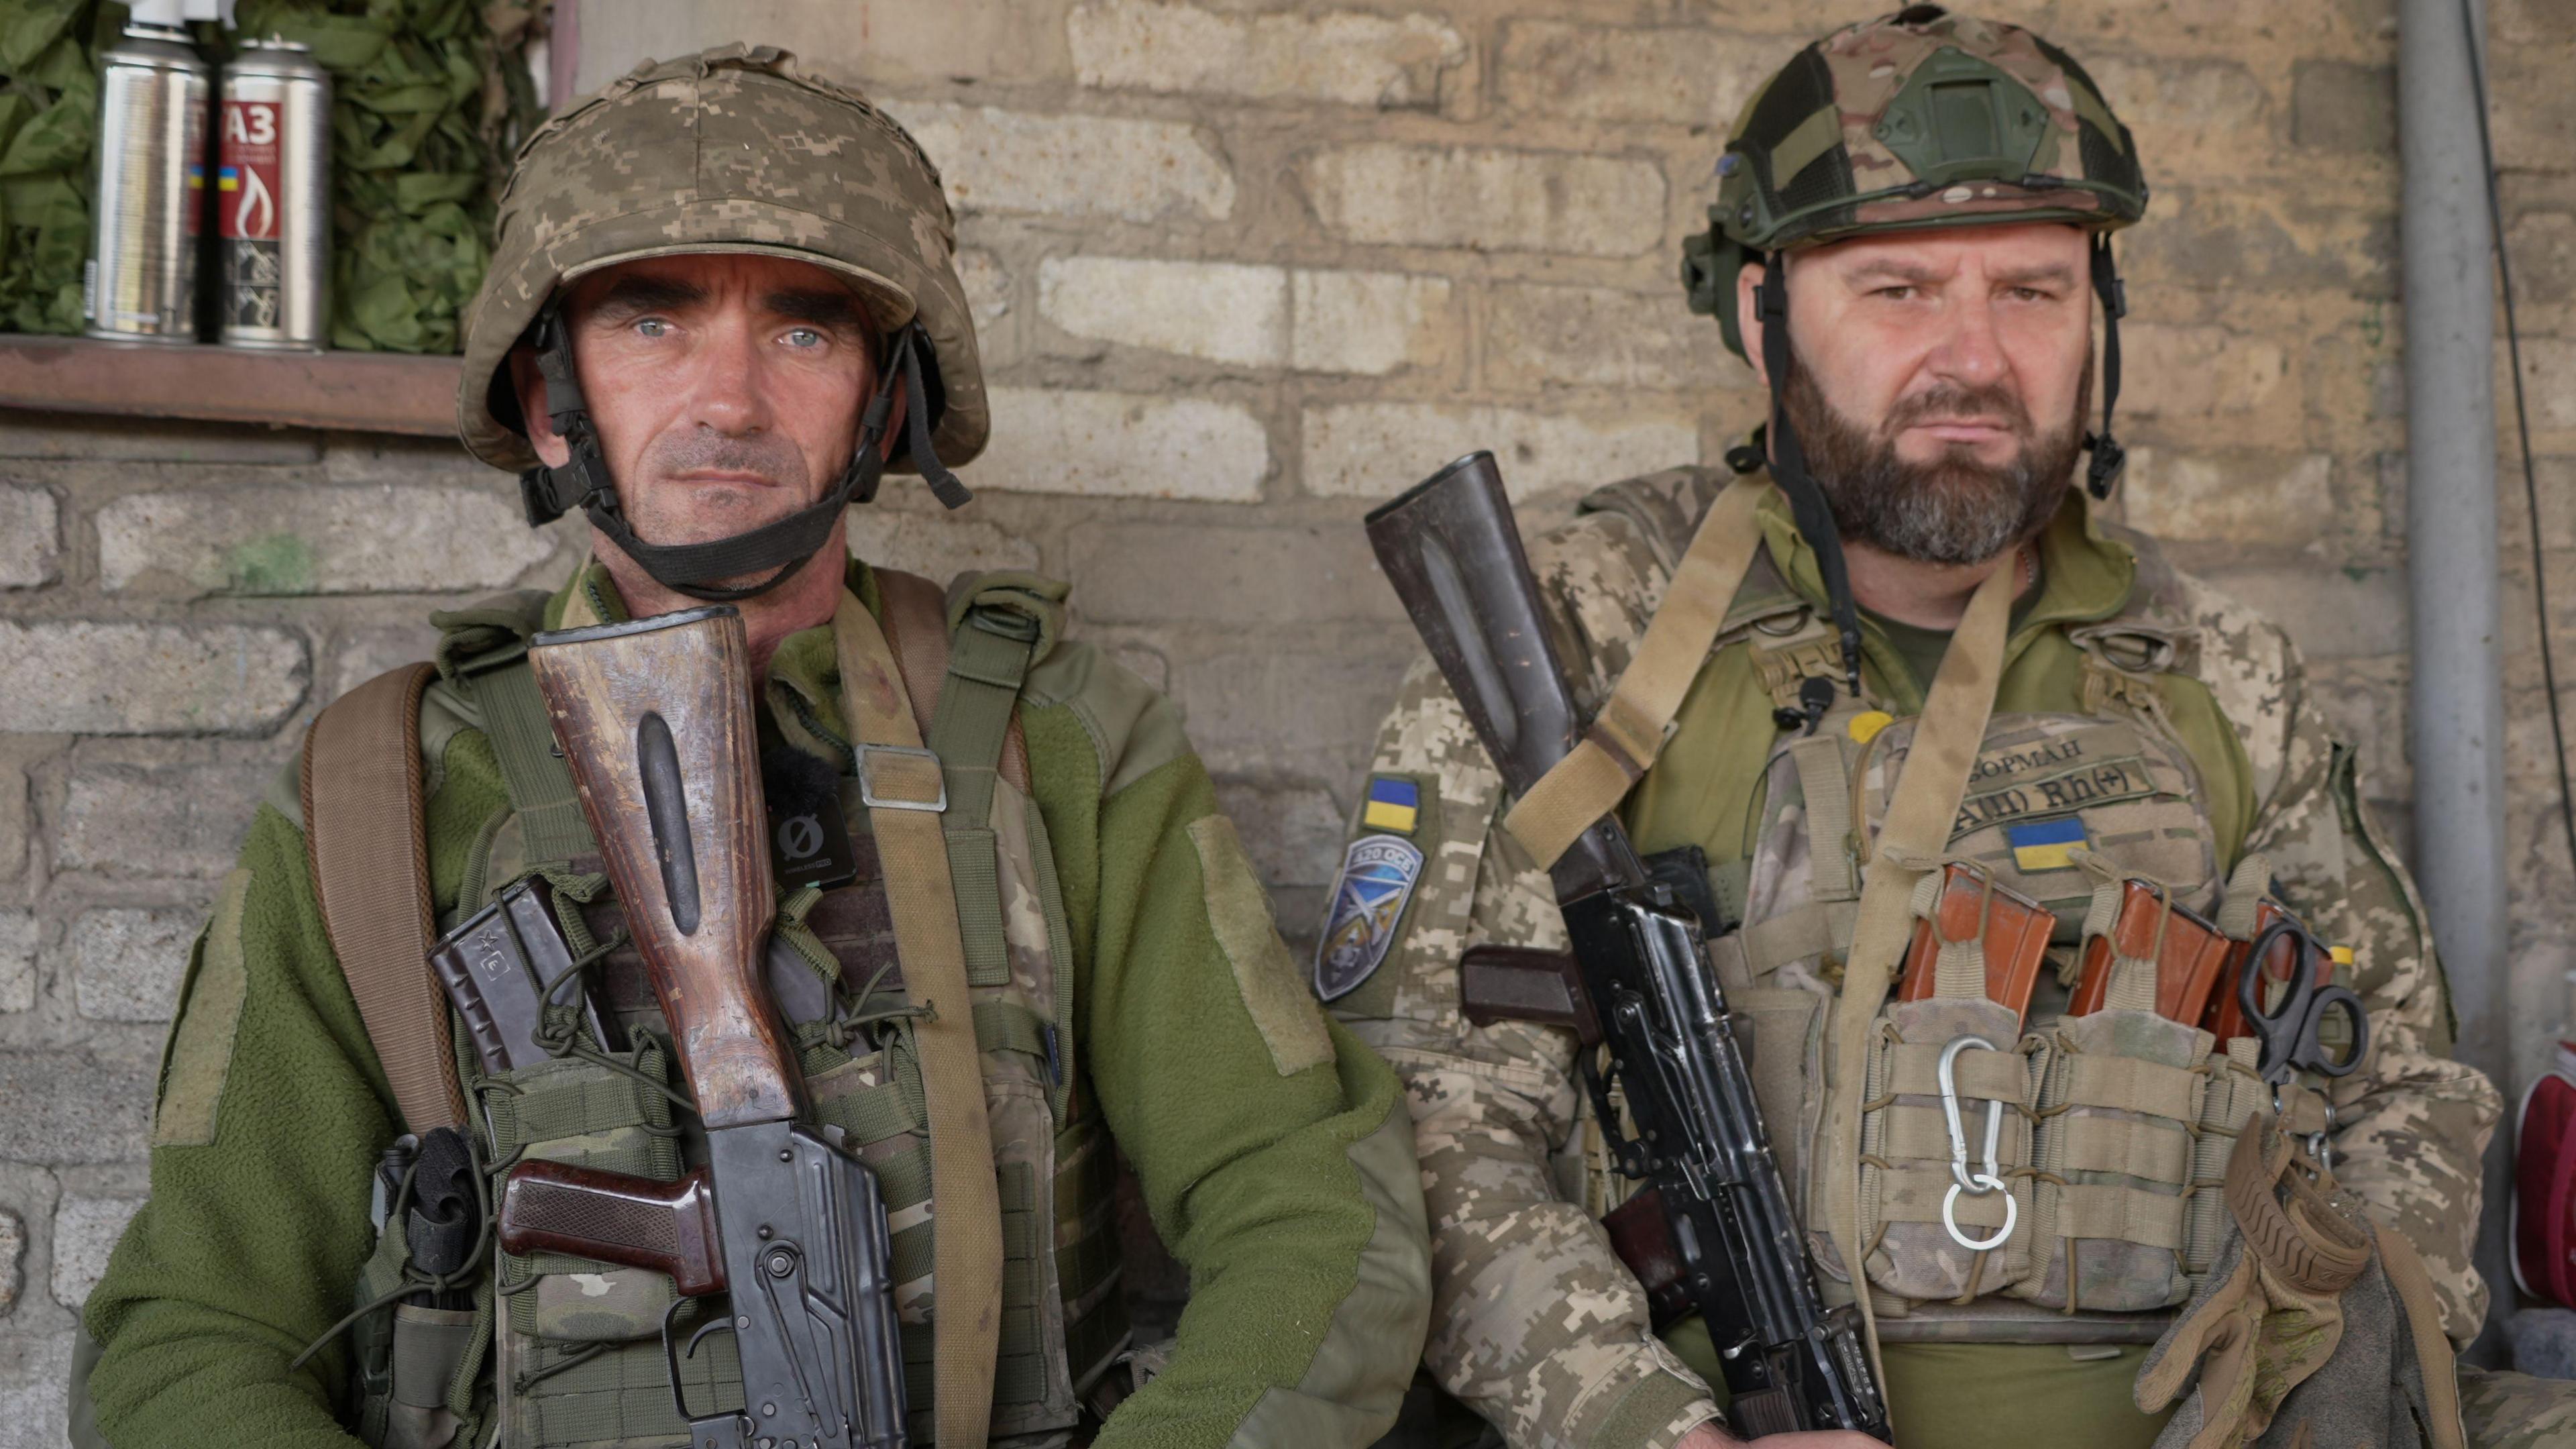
[3,0,2573,1438]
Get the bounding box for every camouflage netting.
[0,0,544,350]
[0,1,125,333]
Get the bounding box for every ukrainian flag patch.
[1361,775,1421,835]
[2007,816,2088,873]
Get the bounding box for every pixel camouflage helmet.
[455,45,985,599]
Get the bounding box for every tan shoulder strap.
[1505,474,1768,869]
[833,589,1004,1449]
[301,662,467,1134]
[1823,559,2017,1395]
[876,567,1030,795]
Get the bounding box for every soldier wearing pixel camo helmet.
[73,45,1430,1449]
[1324,8,2574,1447]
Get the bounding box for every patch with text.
[1315,834,1424,1002]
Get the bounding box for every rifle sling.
[1823,559,2017,1398]
[833,586,1007,1449]
[302,661,468,1134]
[1504,474,1768,869]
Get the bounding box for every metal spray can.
[217,40,330,351]
[85,13,213,343]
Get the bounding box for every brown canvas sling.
[835,587,1008,1448]
[301,661,468,1134]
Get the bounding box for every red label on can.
[219,99,281,241]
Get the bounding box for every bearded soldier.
[72,46,1430,1449]
[1323,9,2573,1448]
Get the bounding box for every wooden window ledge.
[0,333,461,437]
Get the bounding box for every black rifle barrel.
[1365,451,1889,1440]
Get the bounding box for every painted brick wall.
[3,0,2573,1438]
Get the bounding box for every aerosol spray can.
[217,40,329,350]
[84,0,221,343]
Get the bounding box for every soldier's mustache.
[1882,383,2034,441]
[645,433,813,492]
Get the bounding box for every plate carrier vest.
[1556,470,2337,1348]
[305,570,1126,1449]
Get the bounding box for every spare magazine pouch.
[2013,860,2212,1312]
[1857,865,2043,1303]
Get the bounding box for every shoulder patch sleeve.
[1191,814,1336,1076]
[150,866,256,1148]
[1329,502,1720,1446]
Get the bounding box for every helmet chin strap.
[2084,232,2129,500]
[517,308,973,604]
[1752,233,2134,703]
[1756,254,1868,704]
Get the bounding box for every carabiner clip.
[1937,1035,2017,1252]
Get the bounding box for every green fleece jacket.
[80,559,1431,1449]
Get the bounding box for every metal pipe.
[2398,0,2511,1354]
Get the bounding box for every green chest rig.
[336,570,1126,1449]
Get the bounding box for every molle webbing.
[303,661,468,1133]
[421,574,1104,1442]
[470,661,592,870]
[879,568,1026,788]
[932,609,1041,990]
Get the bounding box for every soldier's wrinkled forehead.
[563,254,881,341]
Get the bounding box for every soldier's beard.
[1780,359,2088,567]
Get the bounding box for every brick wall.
[4,0,2574,1438]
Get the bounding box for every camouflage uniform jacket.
[1330,466,2502,1449]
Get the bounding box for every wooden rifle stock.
[527,606,795,1128]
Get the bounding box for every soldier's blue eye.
[636,319,668,337]
[784,328,822,348]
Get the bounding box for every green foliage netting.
[0,0,543,350]
[0,1,126,333]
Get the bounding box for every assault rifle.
[1364,453,1888,1440]
[494,606,907,1449]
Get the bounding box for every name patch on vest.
[1951,724,2157,839]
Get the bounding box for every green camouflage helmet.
[1682,5,2148,357]
[455,44,987,474]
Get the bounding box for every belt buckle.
[856,744,947,813]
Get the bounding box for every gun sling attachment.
[303,661,468,1134]
[1372,451,2017,1434]
[1502,472,1768,872]
[1368,451,1893,1438]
